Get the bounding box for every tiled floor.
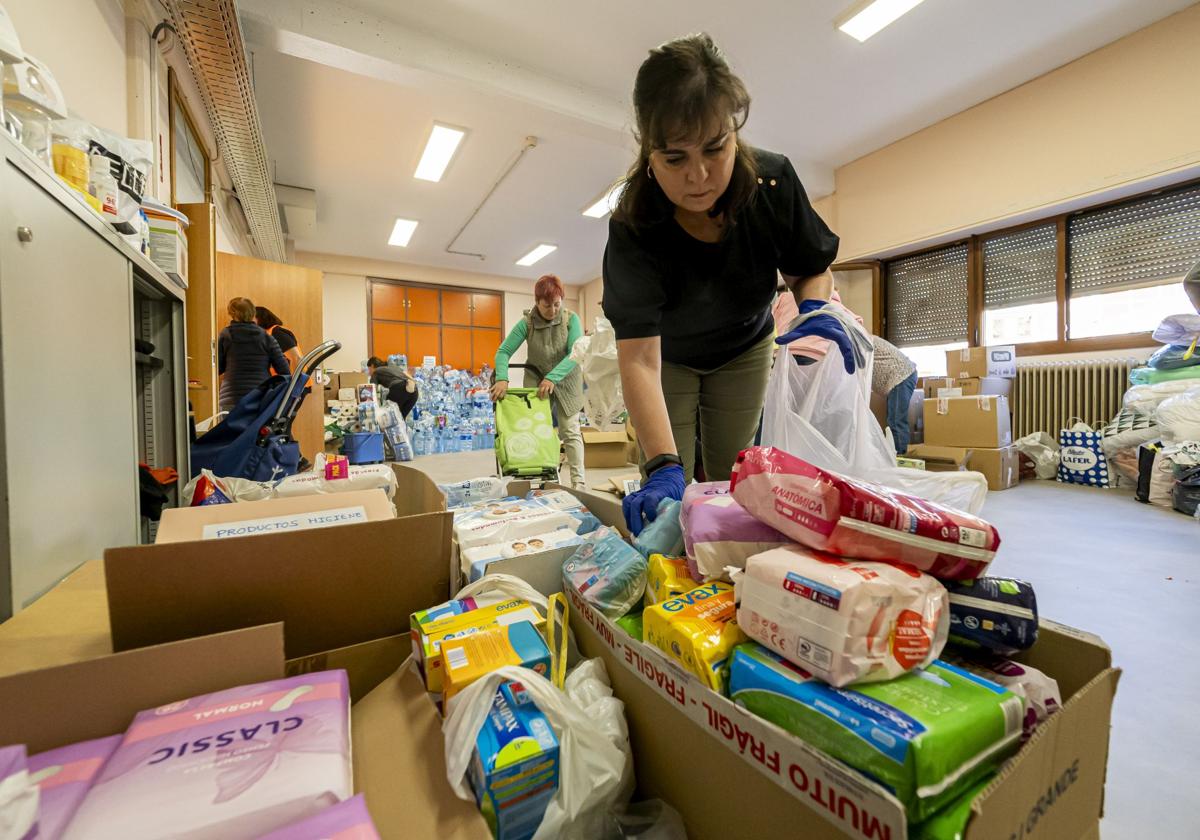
[411,452,1198,838]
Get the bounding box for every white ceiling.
[242,0,1194,282]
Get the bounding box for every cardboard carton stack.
[912,345,1020,491]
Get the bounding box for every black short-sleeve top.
[602,149,838,370]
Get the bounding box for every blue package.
[946,577,1038,656]
[632,498,684,559]
[563,526,647,618]
[469,680,560,840]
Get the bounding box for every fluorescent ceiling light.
[388,218,419,247]
[837,0,926,42]
[582,182,624,219]
[414,124,466,182]
[516,244,557,267]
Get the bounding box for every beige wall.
[578,276,604,331]
[302,251,580,370]
[828,4,1200,260]
[5,0,127,132]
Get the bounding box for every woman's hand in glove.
[623,464,685,536]
[774,299,857,374]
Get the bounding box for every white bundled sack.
[1154,387,1200,443]
[1014,431,1060,479]
[735,545,949,687]
[570,317,624,430]
[761,303,987,514]
[443,663,629,840]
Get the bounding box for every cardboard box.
[906,443,970,472]
[908,444,1021,492]
[582,427,632,468]
[958,377,1014,399]
[924,395,1013,449]
[154,488,396,543]
[339,371,370,389]
[947,345,1018,380]
[919,376,957,395]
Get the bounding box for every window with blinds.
[885,244,969,347]
[983,223,1057,308]
[1068,183,1200,296]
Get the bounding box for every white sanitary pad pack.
[460,528,586,582]
[735,545,949,687]
[452,500,577,550]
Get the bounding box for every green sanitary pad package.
[728,643,1024,821]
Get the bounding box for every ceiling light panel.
[837,0,926,42]
[582,182,624,219]
[414,124,466,182]
[516,244,557,266]
[388,218,419,247]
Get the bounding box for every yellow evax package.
[414,598,545,695]
[644,554,701,606]
[643,581,746,691]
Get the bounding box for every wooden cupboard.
[368,280,502,372]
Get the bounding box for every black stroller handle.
[272,340,342,425]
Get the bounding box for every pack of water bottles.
[406,364,497,457]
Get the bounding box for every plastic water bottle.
[459,429,473,453]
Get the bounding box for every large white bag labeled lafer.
[735,545,949,687]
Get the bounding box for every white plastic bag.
[1154,388,1200,442]
[760,307,987,514]
[1014,432,1060,479]
[1152,313,1200,346]
[443,664,629,840]
[570,317,624,430]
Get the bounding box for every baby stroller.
[494,362,561,482]
[191,340,341,481]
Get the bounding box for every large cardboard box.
[907,444,1021,491]
[154,488,396,543]
[582,427,632,468]
[957,377,1013,399]
[906,443,970,472]
[924,395,1013,448]
[947,345,1017,380]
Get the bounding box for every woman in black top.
[604,34,854,534]
[218,297,291,411]
[255,306,301,371]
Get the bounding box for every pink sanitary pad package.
[62,671,353,840]
[731,447,999,580]
[27,735,121,840]
[256,794,381,840]
[680,481,789,581]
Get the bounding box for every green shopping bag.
[494,388,560,476]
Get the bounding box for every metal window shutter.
[1069,183,1200,297]
[983,223,1057,308]
[885,244,968,346]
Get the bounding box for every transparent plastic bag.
[570,317,624,430]
[1014,432,1060,480]
[760,313,987,514]
[443,664,629,840]
[599,800,688,840]
[562,527,648,618]
[632,498,684,558]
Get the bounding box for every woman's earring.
[646,162,654,181]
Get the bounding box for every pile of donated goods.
[558,445,1058,840]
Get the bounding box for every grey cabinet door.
[0,161,138,614]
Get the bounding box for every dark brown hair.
[255,306,283,329]
[227,297,255,323]
[613,33,757,230]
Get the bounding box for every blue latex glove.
[623,463,685,537]
[775,299,857,374]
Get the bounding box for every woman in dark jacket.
[218,297,291,411]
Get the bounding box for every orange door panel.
[442,326,472,370]
[407,324,440,366]
[471,328,502,374]
[471,293,502,328]
[371,282,406,320]
[405,286,440,323]
[372,322,408,359]
[442,290,472,326]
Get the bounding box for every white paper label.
[201,506,369,540]
[422,355,437,367]
[937,397,950,415]
[958,526,988,548]
[978,397,992,412]
[936,387,962,398]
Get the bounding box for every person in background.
[602,34,850,534]
[366,356,419,419]
[490,274,587,490]
[871,336,918,454]
[217,297,290,411]
[254,306,301,371]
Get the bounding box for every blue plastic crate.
[343,431,385,465]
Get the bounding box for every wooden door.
[216,253,324,460]
[371,283,406,321]
[441,290,472,326]
[371,322,407,359]
[472,293,502,328]
[442,326,473,370]
[472,328,502,373]
[405,286,440,323]
[407,324,440,367]
[181,203,216,420]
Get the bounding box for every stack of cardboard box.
[910,345,1020,491]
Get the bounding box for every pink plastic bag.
[731,447,999,580]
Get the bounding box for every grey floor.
[413,452,1198,838]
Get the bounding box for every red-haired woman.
[491,274,586,488]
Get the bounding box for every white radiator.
[1012,359,1137,439]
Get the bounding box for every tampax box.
[923,396,1013,449]
[946,346,1017,380]
[469,680,560,840]
[440,621,551,704]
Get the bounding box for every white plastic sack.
[443,664,628,840]
[1124,381,1200,414]
[1152,313,1200,346]
[1154,388,1200,443]
[760,307,987,514]
[179,468,274,505]
[1014,432,1060,480]
[570,317,624,431]
[454,572,553,613]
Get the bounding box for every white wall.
[322,272,369,370]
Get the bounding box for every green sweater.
[494,312,582,382]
